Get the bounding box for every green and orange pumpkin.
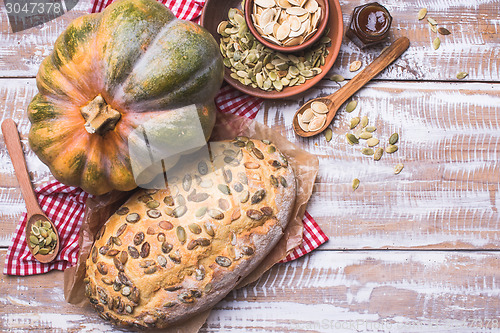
[28,0,223,195]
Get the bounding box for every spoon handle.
[1,119,43,216]
[329,37,410,107]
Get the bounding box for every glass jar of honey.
[346,2,392,48]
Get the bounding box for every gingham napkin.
[3,0,328,276]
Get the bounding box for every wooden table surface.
[1,0,500,331]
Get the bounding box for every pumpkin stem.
[80,94,121,135]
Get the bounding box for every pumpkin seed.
[113,257,124,272]
[374,147,384,161]
[438,27,451,35]
[187,239,199,250]
[350,117,360,129]
[346,100,358,113]
[270,175,279,188]
[173,205,187,218]
[361,148,374,156]
[126,213,140,223]
[215,256,232,267]
[29,235,39,244]
[147,209,161,219]
[159,220,173,230]
[99,246,109,255]
[116,207,129,215]
[96,262,108,275]
[239,190,250,203]
[223,168,232,183]
[324,128,333,142]
[120,251,128,264]
[352,178,360,190]
[163,196,174,206]
[195,206,207,218]
[427,17,437,25]
[121,286,131,296]
[204,222,215,237]
[429,22,437,33]
[128,246,139,259]
[349,60,362,72]
[251,189,266,204]
[138,194,153,203]
[244,162,260,169]
[233,182,244,193]
[433,37,441,50]
[365,126,376,132]
[417,8,427,20]
[386,145,399,153]
[247,209,264,220]
[176,226,186,244]
[182,174,192,191]
[169,251,182,264]
[39,248,50,255]
[279,175,288,187]
[116,224,127,237]
[208,209,224,220]
[359,132,372,140]
[330,74,344,82]
[133,232,145,246]
[389,133,399,145]
[107,249,119,256]
[162,242,173,254]
[360,115,368,128]
[346,133,359,145]
[456,72,468,79]
[394,163,404,174]
[367,138,379,147]
[188,223,202,234]
[140,242,150,258]
[252,147,264,159]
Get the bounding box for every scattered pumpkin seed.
[360,115,368,128]
[346,100,358,113]
[427,17,437,26]
[352,178,360,190]
[456,72,468,79]
[386,145,399,153]
[429,22,437,33]
[366,138,379,147]
[330,74,345,82]
[324,128,333,142]
[359,132,372,140]
[417,8,427,20]
[389,133,399,145]
[349,60,362,72]
[361,148,374,155]
[365,126,376,132]
[346,133,359,145]
[394,163,404,174]
[433,37,441,50]
[438,27,450,35]
[350,117,360,129]
[373,147,384,161]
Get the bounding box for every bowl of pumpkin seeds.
[245,0,329,53]
[201,0,343,98]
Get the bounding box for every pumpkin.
[27,0,224,195]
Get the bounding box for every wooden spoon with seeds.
[1,119,60,263]
[293,37,410,137]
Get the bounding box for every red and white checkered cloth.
[3,0,328,276]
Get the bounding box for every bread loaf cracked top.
[84,137,296,328]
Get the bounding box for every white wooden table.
[1,0,500,331]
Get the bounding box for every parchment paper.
[63,112,319,332]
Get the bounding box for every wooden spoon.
[1,119,60,263]
[293,37,410,137]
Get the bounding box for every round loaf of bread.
[84,137,296,328]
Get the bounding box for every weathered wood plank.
[1,249,499,332]
[0,0,499,81]
[257,80,500,249]
[1,79,499,250]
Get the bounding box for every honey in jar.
[346,2,392,48]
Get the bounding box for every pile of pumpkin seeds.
[297,100,328,132]
[218,7,330,91]
[29,219,57,255]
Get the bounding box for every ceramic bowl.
[200,0,343,99]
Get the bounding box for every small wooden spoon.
[2,119,60,263]
[293,37,410,137]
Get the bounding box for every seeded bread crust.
[84,138,296,328]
